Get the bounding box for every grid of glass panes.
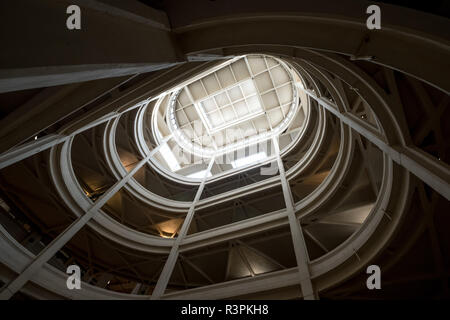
[197,78,263,132]
[173,55,295,150]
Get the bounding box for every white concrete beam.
[302,88,450,201]
[0,99,149,170]
[273,137,316,300]
[0,63,181,94]
[0,134,69,170]
[150,157,215,299]
[0,147,157,299]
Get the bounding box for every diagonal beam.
[150,157,215,299]
[0,134,69,170]
[0,75,136,154]
[0,98,149,170]
[0,142,164,299]
[273,137,316,300]
[300,87,450,201]
[179,255,214,284]
[303,229,329,253]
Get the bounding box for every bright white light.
[160,143,181,171]
[231,151,267,168]
[187,170,212,179]
[197,79,263,133]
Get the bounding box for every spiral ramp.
[0,0,449,300]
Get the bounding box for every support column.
[0,143,161,299]
[273,137,316,300]
[150,156,215,299]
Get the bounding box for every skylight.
[160,143,181,171]
[161,54,300,173]
[196,79,264,133]
[231,151,267,168]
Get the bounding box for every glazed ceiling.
[152,55,304,180]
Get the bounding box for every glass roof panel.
[197,79,263,133]
[155,54,302,180]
